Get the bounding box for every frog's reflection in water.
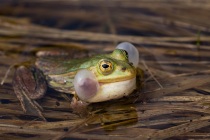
[86,99,138,132]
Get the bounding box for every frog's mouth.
[97,74,136,84]
[86,77,136,103]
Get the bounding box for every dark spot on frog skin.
[121,67,126,71]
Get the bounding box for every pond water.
[0,1,210,139]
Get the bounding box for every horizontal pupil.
[102,64,109,69]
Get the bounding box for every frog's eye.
[73,69,99,101]
[99,60,113,75]
[116,42,139,67]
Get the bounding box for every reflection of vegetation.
[1,1,210,139]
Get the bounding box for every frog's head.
[74,42,141,102]
[74,48,138,103]
[92,49,136,83]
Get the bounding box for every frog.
[12,42,143,120]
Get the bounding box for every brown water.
[1,1,210,139]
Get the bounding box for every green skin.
[37,49,136,94]
[13,49,143,119]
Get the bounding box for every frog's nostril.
[121,67,126,71]
[129,62,133,66]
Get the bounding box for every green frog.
[13,42,143,120]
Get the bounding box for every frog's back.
[35,55,99,94]
[35,56,90,75]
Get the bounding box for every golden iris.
[99,60,113,75]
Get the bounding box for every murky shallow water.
[1,1,210,139]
